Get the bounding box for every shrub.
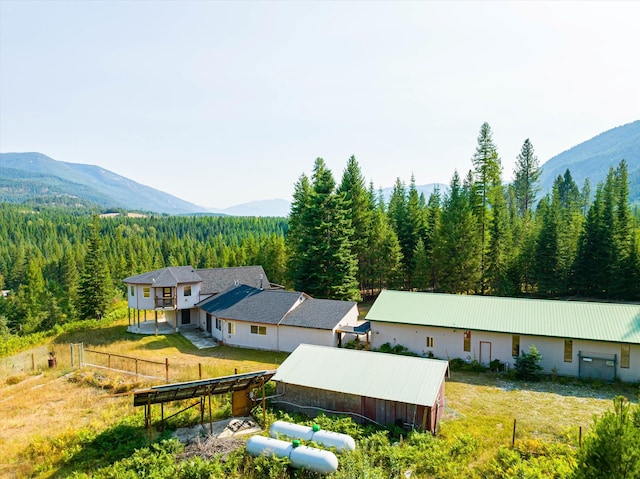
[514,344,543,381]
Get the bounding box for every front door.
[182,309,191,325]
[480,341,492,366]
[206,313,212,333]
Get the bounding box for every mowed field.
[0,318,637,478]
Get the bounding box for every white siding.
[221,320,279,351]
[127,284,155,310]
[371,321,640,382]
[278,326,336,352]
[177,283,200,309]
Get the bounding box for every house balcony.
[154,297,177,309]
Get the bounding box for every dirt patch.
[177,434,246,462]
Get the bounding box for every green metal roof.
[365,291,640,344]
[272,344,449,407]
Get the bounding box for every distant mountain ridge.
[0,152,289,216]
[538,120,640,204]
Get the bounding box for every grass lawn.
[1,317,637,478]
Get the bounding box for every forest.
[1,122,639,338]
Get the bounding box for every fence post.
[70,344,75,368]
[512,419,517,447]
[31,353,35,371]
[579,426,582,447]
[199,363,202,380]
[80,343,84,367]
[135,359,138,377]
[165,358,169,382]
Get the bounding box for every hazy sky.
[1,1,639,208]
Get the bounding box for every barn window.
[512,335,520,357]
[251,325,267,335]
[621,344,630,368]
[463,331,471,352]
[143,287,150,298]
[130,286,134,296]
[426,337,434,348]
[564,340,573,362]
[184,285,192,297]
[228,322,235,335]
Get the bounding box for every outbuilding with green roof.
[366,290,640,383]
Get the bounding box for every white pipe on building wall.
[246,436,338,475]
[269,420,356,452]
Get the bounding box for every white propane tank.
[269,420,356,452]
[246,436,338,475]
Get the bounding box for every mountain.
[209,199,291,217]
[538,120,640,204]
[0,152,213,215]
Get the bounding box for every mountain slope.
[539,120,640,203]
[0,152,210,214]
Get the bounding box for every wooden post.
[512,419,517,447]
[199,363,202,380]
[31,353,35,371]
[128,307,131,326]
[234,368,238,375]
[208,392,213,434]
[262,378,266,426]
[155,311,158,336]
[579,426,582,447]
[165,358,169,382]
[135,359,138,377]
[70,344,74,368]
[108,354,111,370]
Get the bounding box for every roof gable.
[122,266,201,287]
[198,285,304,324]
[366,291,640,344]
[273,344,449,407]
[281,299,357,330]
[196,266,269,295]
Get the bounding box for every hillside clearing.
[0,325,637,478]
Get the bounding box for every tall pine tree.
[78,216,113,320]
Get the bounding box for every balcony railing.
[154,297,176,309]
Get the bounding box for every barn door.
[480,341,492,366]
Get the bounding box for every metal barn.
[271,344,449,433]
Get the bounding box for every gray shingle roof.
[196,266,269,295]
[198,285,305,325]
[122,266,201,287]
[280,298,357,330]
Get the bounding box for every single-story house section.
[123,265,274,332]
[366,290,640,383]
[197,285,359,352]
[271,344,449,432]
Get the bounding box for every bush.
[514,345,543,381]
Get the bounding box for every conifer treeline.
[0,211,287,334]
[287,123,640,301]
[1,122,639,336]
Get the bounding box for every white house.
[366,290,640,383]
[123,265,273,332]
[197,284,359,352]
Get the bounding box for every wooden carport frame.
[132,370,276,435]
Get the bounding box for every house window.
[143,287,150,298]
[512,335,520,357]
[184,285,191,297]
[163,287,172,298]
[251,325,267,335]
[215,318,221,331]
[425,337,434,348]
[564,340,573,362]
[228,322,235,335]
[130,286,134,296]
[621,344,630,368]
[463,331,471,352]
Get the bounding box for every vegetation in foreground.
[2,317,638,479]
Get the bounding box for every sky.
[1,1,639,209]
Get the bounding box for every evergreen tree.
[337,156,374,291]
[436,171,481,293]
[424,188,442,290]
[59,245,80,322]
[512,138,541,218]
[288,159,359,300]
[78,216,113,320]
[367,192,403,294]
[486,184,513,295]
[533,196,562,295]
[471,122,502,293]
